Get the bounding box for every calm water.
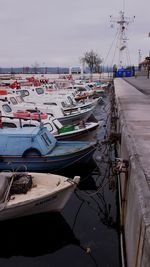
[0,93,121,267]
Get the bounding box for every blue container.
[116,68,124,77]
[124,70,132,77]
[116,68,133,77]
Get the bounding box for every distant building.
[70,67,81,74]
[139,57,150,72]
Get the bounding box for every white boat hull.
[0,173,80,221]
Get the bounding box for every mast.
[110,11,135,68]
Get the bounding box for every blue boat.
[0,126,97,172]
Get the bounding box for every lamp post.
[147,58,150,79]
[138,49,141,65]
[137,49,142,73]
[147,33,150,78]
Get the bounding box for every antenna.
[123,0,125,12]
[110,10,135,68]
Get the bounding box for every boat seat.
[61,108,66,116]
[0,175,10,203]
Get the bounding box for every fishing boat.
[1,112,100,141]
[55,120,100,141]
[13,86,100,111]
[0,90,95,126]
[0,98,100,140]
[0,125,97,172]
[0,171,80,221]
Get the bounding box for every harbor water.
[0,90,121,267]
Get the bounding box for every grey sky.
[0,0,150,67]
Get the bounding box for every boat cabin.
[0,126,57,156]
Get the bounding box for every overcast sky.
[0,0,150,67]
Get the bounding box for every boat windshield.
[40,132,52,147]
[43,102,57,106]
[10,97,18,105]
[52,119,62,129]
[43,123,53,132]
[35,87,45,95]
[16,96,24,103]
[67,96,74,105]
[18,90,29,97]
[2,104,12,113]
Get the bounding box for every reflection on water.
[74,179,118,230]
[56,158,97,178]
[0,199,102,267]
[61,171,121,267]
[0,212,79,258]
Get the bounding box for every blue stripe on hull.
[0,147,95,172]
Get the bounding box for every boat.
[0,125,97,172]
[55,121,100,140]
[0,90,95,126]
[0,171,80,221]
[55,105,95,125]
[0,101,100,141]
[60,96,101,112]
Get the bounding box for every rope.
[0,175,15,211]
[125,44,132,66]
[76,179,110,197]
[110,31,120,68]
[103,29,120,67]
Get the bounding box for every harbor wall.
[114,78,150,267]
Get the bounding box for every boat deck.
[7,173,68,206]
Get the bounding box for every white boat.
[0,89,95,125]
[0,99,100,140]
[0,171,80,221]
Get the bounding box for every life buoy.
[0,89,7,95]
[13,111,31,118]
[30,113,48,120]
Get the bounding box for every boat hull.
[0,186,76,221]
[56,122,99,141]
[57,107,94,126]
[0,144,96,172]
[0,174,78,221]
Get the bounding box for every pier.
[114,77,150,267]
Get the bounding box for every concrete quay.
[114,77,150,267]
[123,76,150,95]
